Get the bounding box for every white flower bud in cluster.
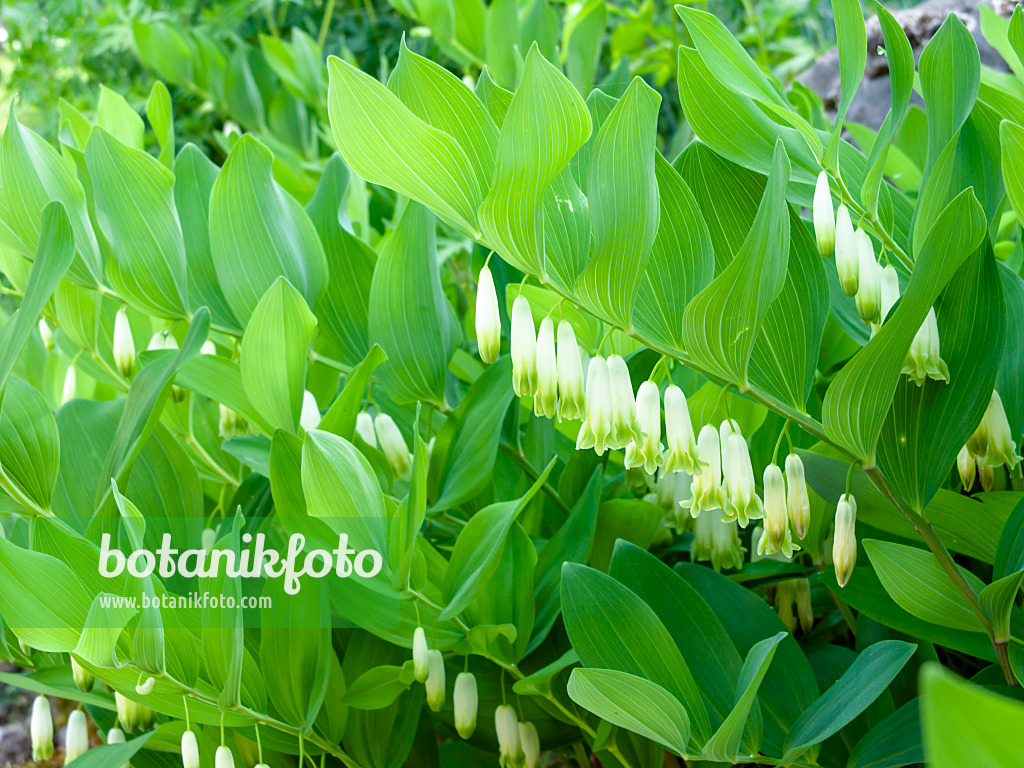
[683,425,725,518]
[300,390,321,431]
[475,265,501,364]
[412,626,429,683]
[721,423,763,527]
[555,321,586,421]
[425,649,446,712]
[62,364,77,405]
[182,729,200,768]
[113,306,136,378]
[784,454,811,539]
[519,721,540,768]
[854,232,881,326]
[691,513,744,572]
[215,745,235,768]
[775,579,798,633]
[355,412,377,447]
[534,317,558,418]
[148,331,178,351]
[31,695,54,761]
[115,691,149,733]
[813,171,836,259]
[958,445,977,491]
[218,405,244,440]
[902,307,949,385]
[968,390,1022,471]
[107,727,126,745]
[624,381,663,475]
[835,205,859,296]
[200,340,217,355]
[375,413,411,479]
[833,494,857,588]
[71,658,94,692]
[65,709,89,763]
[577,356,612,454]
[495,704,522,768]
[759,464,797,557]
[454,672,478,739]
[879,265,900,325]
[794,578,814,633]
[662,386,701,475]
[136,676,156,696]
[606,355,639,449]
[979,463,995,492]
[510,295,537,398]
[39,318,55,350]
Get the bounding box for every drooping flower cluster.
[496,703,540,768]
[961,390,1022,491]
[410,627,479,739]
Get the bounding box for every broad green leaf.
[260,28,324,107]
[479,44,591,276]
[632,154,714,350]
[995,265,1024,443]
[240,277,317,434]
[541,166,591,292]
[877,241,1004,512]
[341,665,412,710]
[995,497,1024,580]
[848,699,922,768]
[174,354,274,436]
[72,593,134,669]
[0,107,102,286]
[65,732,153,767]
[131,20,193,86]
[1001,119,1024,224]
[225,43,265,131]
[701,632,785,762]
[861,3,914,215]
[173,144,238,331]
[588,499,663,573]
[0,668,116,711]
[575,76,660,328]
[0,377,59,511]
[681,140,791,390]
[146,81,174,168]
[483,0,518,89]
[568,668,690,757]
[825,0,867,169]
[562,563,712,749]
[563,0,605,94]
[980,570,1024,643]
[97,86,144,150]
[307,155,374,365]
[368,202,460,408]
[388,39,498,198]
[431,357,515,511]
[209,135,328,324]
[319,344,387,440]
[85,127,188,318]
[326,55,483,235]
[440,458,554,621]
[783,641,916,763]
[270,430,306,518]
[822,190,986,464]
[921,664,1024,768]
[863,539,986,632]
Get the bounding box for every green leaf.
[341,665,413,710]
[700,632,785,762]
[326,55,483,235]
[863,539,986,632]
[574,76,660,328]
[996,265,1024,442]
[483,0,518,89]
[822,190,986,464]
[131,20,193,86]
[368,202,460,407]
[146,81,174,168]
[877,241,1004,512]
[563,0,605,94]
[783,640,916,763]
[847,699,923,768]
[588,499,663,573]
[65,732,153,767]
[97,86,144,150]
[479,43,591,276]
[979,570,1024,643]
[209,135,328,324]
[431,357,515,511]
[681,139,790,390]
[995,497,1024,580]
[240,277,318,434]
[1000,119,1024,224]
[0,377,59,511]
[260,28,325,107]
[921,664,1024,767]
[440,458,554,621]
[825,0,867,168]
[319,344,387,440]
[562,563,712,749]
[568,668,690,757]
[174,353,275,436]
[85,127,188,318]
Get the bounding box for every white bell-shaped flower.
[534,316,558,418]
[31,695,53,761]
[215,745,235,768]
[813,170,835,258]
[300,390,321,431]
[833,494,858,588]
[692,513,744,572]
[454,672,478,739]
[662,386,702,474]
[721,429,763,527]
[62,364,76,405]
[902,307,949,385]
[355,412,377,447]
[135,676,156,696]
[835,204,859,296]
[475,265,501,364]
[880,265,900,324]
[957,445,977,491]
[758,464,797,557]
[682,425,725,518]
[510,295,537,397]
[113,306,136,378]
[785,453,811,539]
[606,355,639,449]
[969,390,1022,470]
[425,649,446,712]
[200,340,217,355]
[555,321,586,421]
[854,231,881,325]
[375,414,412,479]
[576,356,612,454]
[65,709,89,763]
[182,730,200,768]
[624,381,663,475]
[412,626,429,683]
[71,658,94,692]
[495,704,522,768]
[107,727,126,745]
[38,318,55,350]
[519,721,540,768]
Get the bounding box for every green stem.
[498,442,571,516]
[318,0,337,50]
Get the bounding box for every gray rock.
[798,0,1016,130]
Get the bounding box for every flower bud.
[148,331,177,351]
[534,317,558,418]
[721,429,763,527]
[794,577,814,633]
[107,727,126,745]
[62,364,77,405]
[879,264,900,324]
[425,649,446,712]
[136,676,156,696]
[759,464,797,557]
[31,695,54,760]
[625,381,663,474]
[218,405,242,440]
[969,390,1022,470]
[813,171,835,258]
[663,386,702,475]
[958,445,977,491]
[577,356,612,454]
[854,231,881,325]
[682,425,725,518]
[355,412,377,447]
[555,321,586,421]
[980,463,995,492]
[182,730,200,768]
[39,318,55,350]
[835,204,858,296]
[693,513,744,572]
[606,355,639,449]
[785,453,811,539]
[215,745,235,768]
[200,340,217,355]
[833,494,857,588]
[775,579,797,633]
[375,413,411,479]
[519,721,540,768]
[510,295,537,397]
[113,306,136,378]
[902,307,949,385]
[65,709,89,763]
[115,691,143,733]
[201,527,217,551]
[412,626,429,683]
[300,390,321,431]
[475,265,501,364]
[454,672,478,739]
[495,704,522,768]
[72,657,94,692]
